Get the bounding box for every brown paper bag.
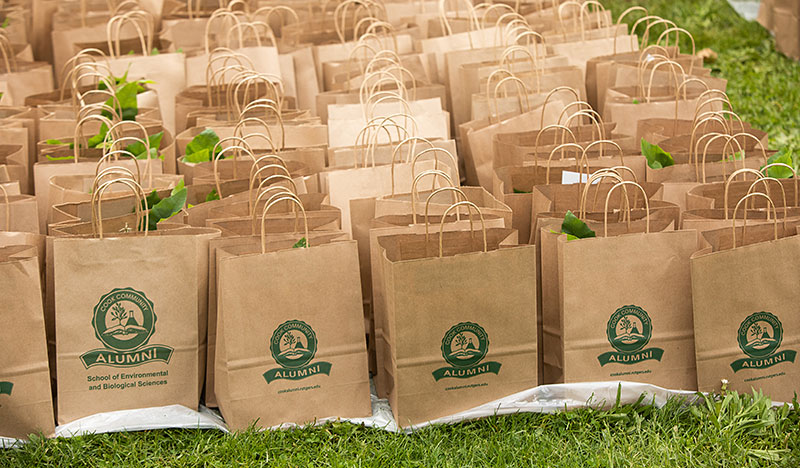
[554,212,698,389]
[368,212,509,398]
[377,222,537,428]
[603,84,723,138]
[0,191,39,233]
[203,226,345,409]
[215,233,371,429]
[692,221,800,401]
[0,245,55,439]
[459,96,568,189]
[53,224,219,424]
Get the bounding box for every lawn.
[3,0,800,466]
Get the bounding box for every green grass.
[605,0,800,153]
[3,1,800,466]
[2,391,799,467]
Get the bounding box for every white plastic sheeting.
[1,381,700,445]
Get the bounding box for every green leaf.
[292,237,307,248]
[150,48,160,56]
[205,188,220,202]
[1,18,9,28]
[641,138,674,170]
[46,139,66,145]
[560,211,596,240]
[86,123,109,149]
[140,180,186,231]
[183,129,221,163]
[513,188,531,194]
[725,151,744,162]
[761,147,795,179]
[45,154,75,161]
[632,98,640,104]
[125,132,164,160]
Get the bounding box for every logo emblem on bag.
[0,381,12,396]
[432,322,502,381]
[263,320,332,384]
[731,312,796,373]
[79,288,174,369]
[598,305,664,366]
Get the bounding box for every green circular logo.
[738,312,783,358]
[441,322,489,368]
[92,288,156,352]
[270,320,317,369]
[606,305,652,353]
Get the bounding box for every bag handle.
[251,175,297,218]
[91,177,148,238]
[248,153,287,184]
[581,166,639,220]
[761,163,799,206]
[72,114,116,163]
[723,168,765,218]
[205,10,243,54]
[92,166,138,195]
[364,114,417,167]
[408,147,458,195]
[533,124,577,167]
[434,201,487,257]
[235,116,282,152]
[748,177,789,222]
[613,6,648,54]
[252,184,299,235]
[732,192,778,248]
[559,108,605,142]
[107,11,153,59]
[410,169,455,223]
[540,87,580,128]
[545,142,583,183]
[604,181,649,236]
[697,133,743,183]
[94,150,141,183]
[102,120,154,185]
[390,137,435,168]
[490,76,531,123]
[420,186,468,225]
[578,170,625,218]
[582,140,625,166]
[211,136,254,195]
[656,28,696,74]
[261,196,308,253]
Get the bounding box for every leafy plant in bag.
[551,211,596,240]
[761,147,797,179]
[292,237,307,248]
[45,72,162,160]
[183,129,222,163]
[205,188,221,202]
[138,180,187,231]
[641,138,674,169]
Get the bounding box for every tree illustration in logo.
[448,332,481,360]
[102,301,146,339]
[111,303,127,328]
[746,322,775,350]
[454,333,467,351]
[279,331,310,361]
[614,315,644,345]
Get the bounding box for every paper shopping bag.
[692,219,800,402]
[554,206,698,389]
[215,233,371,429]
[0,245,55,440]
[377,222,536,428]
[53,223,219,424]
